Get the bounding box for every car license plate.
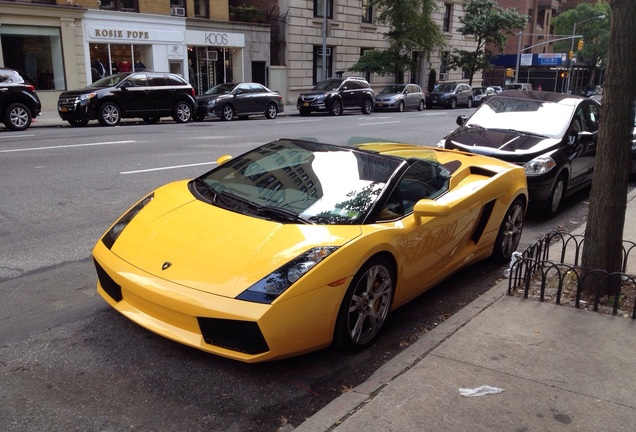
[377,103,383,107]
[59,106,68,112]
[303,102,310,107]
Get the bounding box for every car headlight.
[206,99,217,106]
[524,155,556,176]
[315,94,325,101]
[79,93,96,101]
[236,246,339,304]
[101,193,154,249]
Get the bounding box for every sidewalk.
[292,190,636,432]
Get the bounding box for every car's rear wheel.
[143,116,160,124]
[492,197,525,262]
[362,99,373,114]
[4,103,32,131]
[265,103,278,119]
[330,100,342,116]
[172,101,191,123]
[544,174,567,217]
[97,102,121,126]
[68,119,89,127]
[334,256,394,351]
[397,101,405,112]
[221,104,235,121]
[418,100,425,111]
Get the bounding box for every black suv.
[0,67,41,131]
[297,77,374,116]
[57,72,196,127]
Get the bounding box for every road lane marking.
[0,140,135,153]
[358,121,401,126]
[275,119,323,124]
[121,161,217,174]
[0,134,35,140]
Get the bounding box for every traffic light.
[577,39,585,51]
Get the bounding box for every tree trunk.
[581,0,636,296]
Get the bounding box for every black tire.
[143,116,160,124]
[97,102,121,126]
[449,98,457,109]
[299,108,311,116]
[397,101,405,112]
[417,100,425,111]
[172,101,192,123]
[361,99,373,114]
[329,99,342,116]
[543,174,567,217]
[68,119,89,127]
[265,103,278,119]
[4,102,32,131]
[467,98,473,108]
[193,114,206,122]
[221,104,235,121]
[333,256,395,351]
[492,198,525,262]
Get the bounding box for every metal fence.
[506,230,636,318]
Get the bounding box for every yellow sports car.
[93,138,527,362]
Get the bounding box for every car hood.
[429,91,453,97]
[445,126,561,162]
[60,87,109,97]
[299,90,332,97]
[110,181,362,298]
[196,93,230,103]
[375,93,401,100]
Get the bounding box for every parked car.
[471,87,497,107]
[373,84,425,112]
[489,86,504,93]
[0,67,41,131]
[581,85,602,98]
[297,76,374,116]
[425,82,473,109]
[92,137,527,362]
[438,91,601,216]
[504,83,533,91]
[194,82,284,121]
[57,71,196,127]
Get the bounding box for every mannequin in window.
[119,59,131,72]
[110,59,118,75]
[134,59,146,71]
[92,58,105,78]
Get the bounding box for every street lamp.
[567,14,605,94]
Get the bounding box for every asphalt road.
[0,109,596,431]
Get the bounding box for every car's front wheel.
[265,103,278,119]
[4,103,32,131]
[221,104,235,121]
[330,100,342,116]
[172,101,191,123]
[362,99,373,114]
[397,101,405,112]
[97,102,121,126]
[333,256,394,351]
[544,174,567,217]
[467,98,473,108]
[449,98,457,109]
[492,197,525,262]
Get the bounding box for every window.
[0,25,66,90]
[194,0,209,18]
[313,45,333,83]
[100,1,139,12]
[440,51,449,75]
[362,3,372,23]
[314,0,333,19]
[443,3,453,32]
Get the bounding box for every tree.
[581,0,636,296]
[550,2,610,87]
[348,0,445,81]
[447,0,527,85]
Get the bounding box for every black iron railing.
[507,230,636,319]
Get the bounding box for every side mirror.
[216,154,233,165]
[413,200,450,224]
[456,115,467,126]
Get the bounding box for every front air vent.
[94,259,123,302]
[198,317,269,354]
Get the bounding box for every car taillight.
[190,88,196,97]
[26,84,36,92]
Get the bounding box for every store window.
[313,45,333,84]
[89,43,151,82]
[100,0,139,12]
[187,47,233,95]
[314,0,333,19]
[0,25,65,91]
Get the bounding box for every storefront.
[0,3,85,111]
[83,10,187,84]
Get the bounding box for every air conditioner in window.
[170,7,185,16]
[438,73,446,81]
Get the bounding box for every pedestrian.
[92,58,105,78]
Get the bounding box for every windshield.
[312,79,343,91]
[466,96,576,138]
[90,73,132,88]
[193,139,403,225]
[473,87,486,95]
[435,84,456,93]
[205,83,238,95]
[380,85,406,94]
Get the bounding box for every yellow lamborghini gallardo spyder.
[93,138,527,362]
